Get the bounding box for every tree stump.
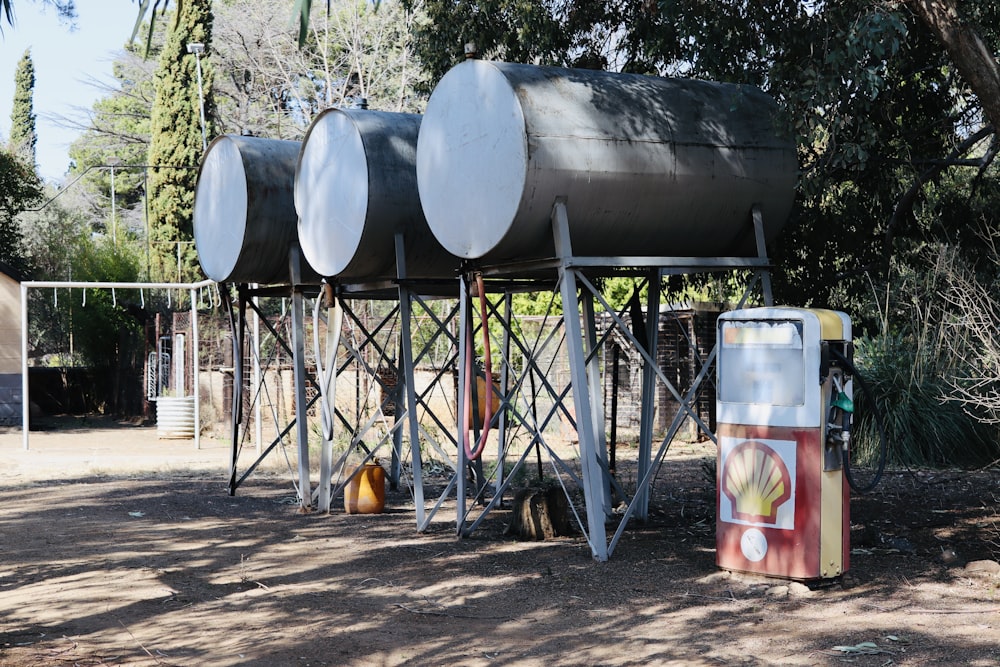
[506,485,573,540]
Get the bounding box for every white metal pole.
[191,287,200,449]
[252,286,262,455]
[22,279,214,290]
[20,283,29,450]
[289,249,311,509]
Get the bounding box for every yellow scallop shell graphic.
[722,440,792,524]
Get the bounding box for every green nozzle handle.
[832,391,854,413]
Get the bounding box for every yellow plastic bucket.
[344,463,386,514]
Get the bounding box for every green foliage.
[19,196,87,362]
[9,48,36,163]
[17,191,88,280]
[147,0,214,282]
[404,0,570,87]
[851,333,998,468]
[20,192,147,368]
[0,148,41,274]
[510,290,561,317]
[849,245,1000,468]
[33,234,144,367]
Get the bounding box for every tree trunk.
[906,0,1000,130]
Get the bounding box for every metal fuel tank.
[416,60,797,263]
[295,108,457,280]
[193,135,317,284]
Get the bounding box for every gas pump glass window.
[719,320,805,407]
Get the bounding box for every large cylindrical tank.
[194,135,316,284]
[416,60,798,263]
[295,108,456,280]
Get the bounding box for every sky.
[0,1,139,182]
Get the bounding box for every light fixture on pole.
[186,42,208,152]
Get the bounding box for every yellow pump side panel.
[819,470,844,577]
[806,308,845,341]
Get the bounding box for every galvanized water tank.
[156,396,195,439]
[194,135,316,284]
[416,60,798,262]
[295,108,456,280]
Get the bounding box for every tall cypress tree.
[147,0,215,282]
[9,48,36,165]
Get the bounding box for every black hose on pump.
[831,347,888,494]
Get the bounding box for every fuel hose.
[462,273,493,461]
[831,347,888,494]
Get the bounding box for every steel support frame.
[224,236,473,532]
[547,199,775,560]
[221,203,774,560]
[449,269,612,538]
[224,278,323,502]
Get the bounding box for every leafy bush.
[851,333,998,468]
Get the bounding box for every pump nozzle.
[832,391,854,413]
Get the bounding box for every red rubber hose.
[463,273,492,461]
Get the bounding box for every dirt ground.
[1,417,999,666]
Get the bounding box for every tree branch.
[883,124,995,265]
[906,0,1000,129]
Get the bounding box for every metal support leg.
[191,287,201,450]
[752,205,774,307]
[395,233,427,529]
[390,399,403,490]
[252,288,262,456]
[390,338,404,491]
[318,284,341,513]
[553,199,609,561]
[455,274,470,534]
[496,290,513,494]
[581,294,612,517]
[290,246,311,511]
[636,269,661,520]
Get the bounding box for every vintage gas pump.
[715,307,853,580]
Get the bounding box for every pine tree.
[9,48,36,164]
[147,0,215,282]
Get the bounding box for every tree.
[905,0,1000,130]
[212,0,423,140]
[18,193,90,363]
[401,2,1000,321]
[146,0,213,282]
[9,49,37,164]
[0,149,40,274]
[62,38,161,259]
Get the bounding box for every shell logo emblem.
[721,440,793,524]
